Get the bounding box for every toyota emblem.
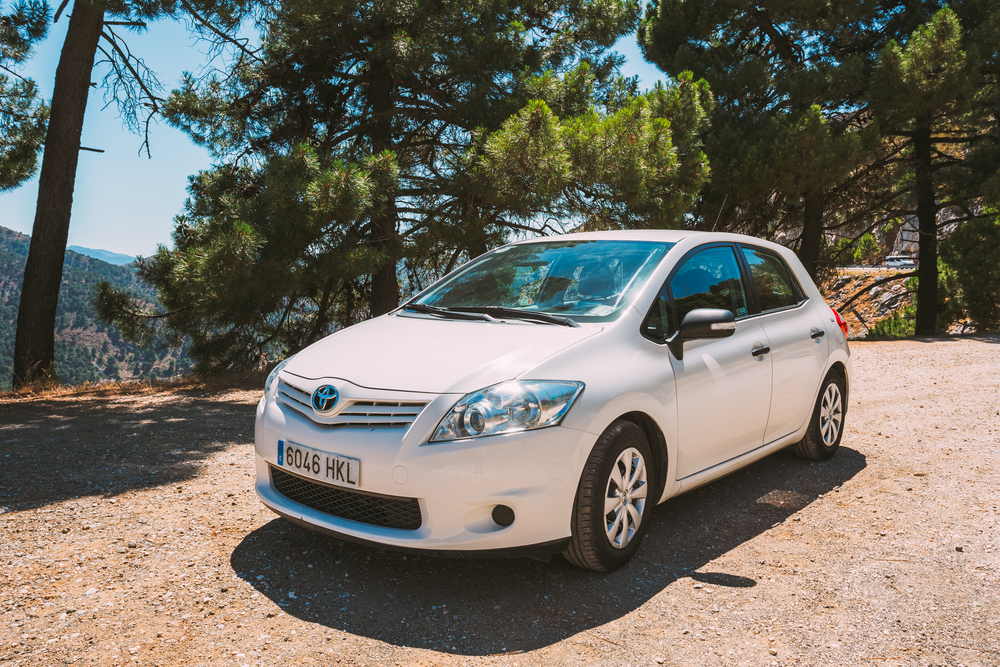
[311,385,339,414]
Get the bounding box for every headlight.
[264,356,294,396]
[430,380,584,442]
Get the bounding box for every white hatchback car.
[254,231,850,570]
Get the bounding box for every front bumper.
[253,380,595,553]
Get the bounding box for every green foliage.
[870,304,916,339]
[477,74,712,230]
[97,145,399,369]
[0,0,49,191]
[869,8,970,128]
[830,238,855,266]
[866,6,999,333]
[637,0,877,244]
[637,0,1000,325]
[853,233,881,265]
[940,218,1000,330]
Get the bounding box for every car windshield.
[410,240,673,323]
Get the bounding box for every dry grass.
[0,369,268,404]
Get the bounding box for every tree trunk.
[798,190,825,279]
[12,0,104,388]
[367,60,399,317]
[913,121,938,336]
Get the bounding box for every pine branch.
[100,31,164,107]
[178,0,262,63]
[838,272,918,311]
[0,63,29,83]
[53,0,70,22]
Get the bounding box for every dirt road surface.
[2,337,998,667]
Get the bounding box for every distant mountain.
[67,245,137,266]
[0,225,192,390]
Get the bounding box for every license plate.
[276,440,360,489]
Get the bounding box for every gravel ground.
[1,337,999,667]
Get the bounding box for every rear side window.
[740,247,804,312]
[670,246,749,324]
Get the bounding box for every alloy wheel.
[604,447,648,549]
[820,383,843,447]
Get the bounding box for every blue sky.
[0,22,663,258]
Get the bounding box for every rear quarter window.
[740,247,806,312]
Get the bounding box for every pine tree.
[162,0,644,316]
[0,0,48,191]
[638,0,895,277]
[11,0,249,388]
[869,6,999,335]
[96,1,714,371]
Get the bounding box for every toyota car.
[254,231,851,570]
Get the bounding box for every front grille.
[270,466,422,530]
[277,379,428,428]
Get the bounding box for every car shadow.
[230,445,866,655]
[0,387,257,510]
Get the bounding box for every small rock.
[682,629,691,635]
[85,588,98,596]
[693,583,704,589]
[770,648,778,655]
[655,658,665,665]
[956,546,964,553]
[127,541,137,549]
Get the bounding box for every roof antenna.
[712,194,728,232]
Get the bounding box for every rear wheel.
[564,420,654,571]
[793,370,846,461]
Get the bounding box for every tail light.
[832,308,849,339]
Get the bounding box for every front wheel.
[793,370,847,461]
[564,420,654,571]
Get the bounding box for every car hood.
[282,312,603,394]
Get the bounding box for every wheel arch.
[618,411,669,504]
[826,360,849,414]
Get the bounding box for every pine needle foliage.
[0,0,48,191]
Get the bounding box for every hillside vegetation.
[0,226,192,390]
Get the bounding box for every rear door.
[738,245,828,442]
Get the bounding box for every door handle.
[751,345,770,357]
[810,328,826,339]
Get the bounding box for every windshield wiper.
[451,306,580,328]
[403,303,498,322]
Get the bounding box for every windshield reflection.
[412,240,673,323]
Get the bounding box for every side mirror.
[666,308,737,360]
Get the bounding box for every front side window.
[670,246,749,325]
[413,240,672,323]
[740,247,804,312]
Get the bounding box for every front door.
[660,245,774,479]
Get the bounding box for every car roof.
[508,229,780,247]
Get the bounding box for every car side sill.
[676,431,805,494]
[271,508,571,560]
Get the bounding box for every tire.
[564,420,654,571]
[793,370,847,461]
